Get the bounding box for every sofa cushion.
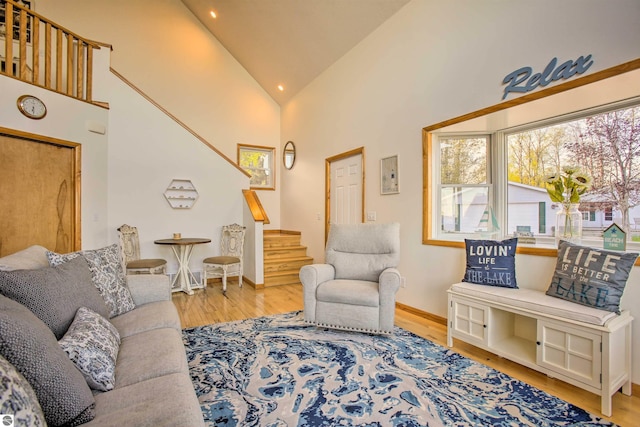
[0,245,49,271]
[546,240,638,312]
[0,294,95,426]
[0,354,46,427]
[109,300,181,338]
[463,238,518,289]
[59,307,121,392]
[316,280,380,307]
[0,256,109,339]
[115,328,188,388]
[47,244,136,318]
[85,373,205,427]
[450,282,617,326]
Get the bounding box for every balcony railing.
[1,0,101,102]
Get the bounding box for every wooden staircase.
[264,230,313,286]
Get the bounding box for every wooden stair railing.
[243,189,270,224]
[1,0,102,102]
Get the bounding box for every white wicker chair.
[117,224,167,274]
[201,224,246,294]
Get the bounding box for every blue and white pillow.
[546,241,638,312]
[0,354,46,427]
[59,307,121,391]
[463,238,518,288]
[47,244,135,317]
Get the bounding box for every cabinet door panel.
[452,299,487,345]
[537,321,601,389]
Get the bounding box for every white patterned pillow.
[59,307,121,392]
[0,354,47,427]
[47,244,136,317]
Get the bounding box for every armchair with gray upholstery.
[300,222,401,334]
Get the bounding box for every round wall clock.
[17,95,47,119]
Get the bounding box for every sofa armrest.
[299,264,336,323]
[379,267,401,297]
[126,274,171,305]
[379,267,401,332]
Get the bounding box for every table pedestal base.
[170,244,202,295]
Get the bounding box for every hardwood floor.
[172,282,639,426]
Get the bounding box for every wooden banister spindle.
[32,16,40,84]
[44,22,52,87]
[76,41,84,99]
[5,2,14,76]
[66,34,73,96]
[86,46,94,102]
[18,9,27,79]
[56,28,63,91]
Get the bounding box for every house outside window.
[428,101,640,249]
[237,144,275,190]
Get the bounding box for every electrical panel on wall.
[164,179,199,209]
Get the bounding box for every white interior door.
[330,154,363,225]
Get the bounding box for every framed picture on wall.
[380,155,399,195]
[0,0,34,43]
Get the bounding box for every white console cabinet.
[447,283,633,416]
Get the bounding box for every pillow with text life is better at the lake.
[463,238,518,289]
[546,240,638,313]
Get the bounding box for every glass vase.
[555,203,582,246]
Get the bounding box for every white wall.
[105,72,250,275]
[280,0,640,382]
[37,0,282,229]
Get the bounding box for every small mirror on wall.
[284,141,296,170]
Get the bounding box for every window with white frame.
[429,101,640,249]
[237,144,275,190]
[435,136,491,238]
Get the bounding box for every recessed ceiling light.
[210,10,217,18]
[277,85,284,92]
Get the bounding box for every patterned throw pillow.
[462,238,518,288]
[59,307,121,391]
[0,256,109,339]
[47,244,136,317]
[0,295,95,426]
[0,354,47,427]
[546,240,639,312]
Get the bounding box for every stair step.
[264,271,302,286]
[264,233,301,248]
[262,230,312,287]
[264,256,314,273]
[264,245,308,259]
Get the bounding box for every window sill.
[423,238,640,265]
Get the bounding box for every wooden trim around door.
[325,147,365,243]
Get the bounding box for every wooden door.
[0,129,80,256]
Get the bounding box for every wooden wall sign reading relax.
[501,54,594,100]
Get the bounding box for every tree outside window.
[507,106,640,239]
[237,144,275,190]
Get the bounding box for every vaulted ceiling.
[181,0,411,105]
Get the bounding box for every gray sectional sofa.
[0,245,205,427]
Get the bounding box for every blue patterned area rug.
[183,311,616,426]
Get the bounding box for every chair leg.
[222,268,227,294]
[239,274,243,288]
